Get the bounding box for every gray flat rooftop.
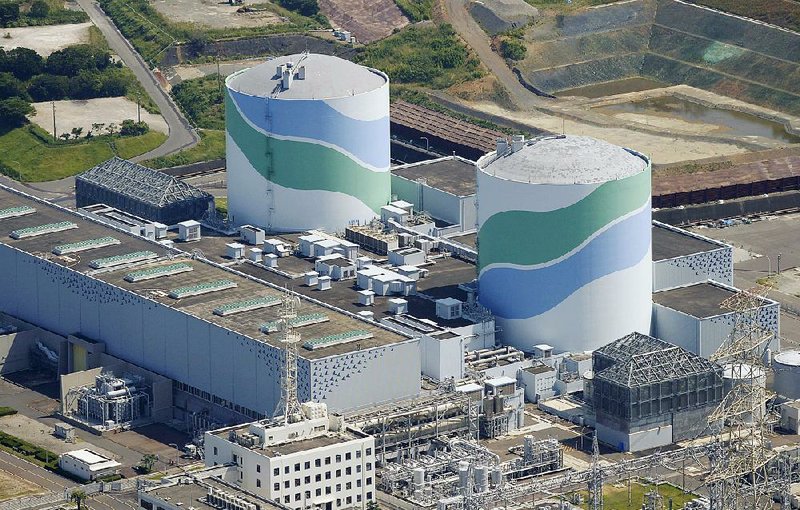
[0,187,410,360]
[653,282,736,318]
[478,135,648,184]
[226,53,387,100]
[392,157,477,197]
[652,224,723,261]
[215,423,360,456]
[148,476,281,509]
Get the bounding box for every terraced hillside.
[518,0,800,114]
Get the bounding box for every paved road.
[73,0,199,161]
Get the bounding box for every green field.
[144,129,224,169]
[356,23,484,89]
[171,75,224,130]
[573,482,697,510]
[0,126,166,181]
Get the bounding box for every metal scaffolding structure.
[64,372,150,430]
[272,294,304,425]
[704,284,788,510]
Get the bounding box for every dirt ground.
[0,469,44,501]
[0,414,117,458]
[318,0,408,43]
[30,97,169,138]
[0,22,92,56]
[151,0,287,29]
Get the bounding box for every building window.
[213,447,218,456]
[336,484,341,492]
[316,489,321,497]
[284,466,290,474]
[335,454,342,463]
[367,492,373,500]
[233,454,238,464]
[256,480,261,488]
[140,501,153,510]
[346,467,351,475]
[295,478,301,487]
[315,459,321,467]
[325,472,331,480]
[315,474,321,482]
[304,461,310,469]
[366,448,372,456]
[336,499,341,507]
[336,469,341,477]
[284,496,290,504]
[367,477,372,486]
[356,451,361,459]
[304,476,310,484]
[305,491,311,500]
[345,452,351,460]
[274,483,279,491]
[346,497,352,505]
[256,465,261,473]
[295,494,301,502]
[356,465,361,473]
[367,463,372,471]
[325,456,331,465]
[346,482,351,490]
[274,467,280,476]
[294,463,301,472]
[357,480,361,487]
[357,495,362,503]
[325,487,331,495]
[284,481,290,489]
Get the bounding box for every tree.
[138,453,158,474]
[70,489,87,510]
[499,38,526,61]
[68,71,102,99]
[119,119,148,136]
[6,48,43,81]
[46,45,111,76]
[99,71,128,97]
[0,97,33,128]
[0,72,26,100]
[29,0,50,18]
[0,2,19,26]
[366,501,380,510]
[27,74,69,101]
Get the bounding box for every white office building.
[205,402,376,510]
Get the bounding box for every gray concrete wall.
[652,304,700,354]
[653,247,733,291]
[60,368,103,414]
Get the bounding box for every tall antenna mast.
[272,293,303,425]
[589,431,603,510]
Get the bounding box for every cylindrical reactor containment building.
[476,135,652,352]
[225,54,390,232]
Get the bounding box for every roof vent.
[496,138,508,156]
[297,66,306,80]
[511,134,525,153]
[282,67,293,90]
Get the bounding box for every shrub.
[119,119,149,136]
[0,97,33,128]
[28,74,69,101]
[29,0,50,18]
[500,38,526,60]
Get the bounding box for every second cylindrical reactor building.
[476,135,652,352]
[225,53,390,232]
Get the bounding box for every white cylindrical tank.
[458,461,470,488]
[722,363,766,424]
[412,467,425,486]
[774,350,800,399]
[225,53,390,232]
[476,135,652,352]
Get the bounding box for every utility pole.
[136,92,141,123]
[51,101,56,141]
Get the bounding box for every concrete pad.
[30,97,169,138]
[152,0,287,29]
[0,23,92,56]
[0,414,117,459]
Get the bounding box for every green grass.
[215,196,227,215]
[573,482,697,510]
[1,0,89,27]
[0,407,16,418]
[143,129,224,169]
[356,23,484,89]
[393,0,434,22]
[171,75,223,130]
[0,125,166,181]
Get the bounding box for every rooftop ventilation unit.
[124,263,193,282]
[53,237,120,255]
[168,279,237,299]
[303,330,373,350]
[0,205,36,220]
[260,313,329,334]
[212,295,281,316]
[11,221,77,239]
[89,251,158,269]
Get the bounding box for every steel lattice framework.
[272,294,304,425]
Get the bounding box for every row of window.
[174,381,263,420]
[272,450,372,476]
[276,491,373,507]
[271,476,373,492]
[270,464,372,488]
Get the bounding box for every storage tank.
[476,135,652,352]
[225,53,390,232]
[773,350,800,399]
[722,362,767,424]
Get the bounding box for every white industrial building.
[652,221,733,291]
[205,403,376,510]
[0,185,421,428]
[59,448,121,481]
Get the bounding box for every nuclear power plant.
[476,135,653,352]
[225,54,391,232]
